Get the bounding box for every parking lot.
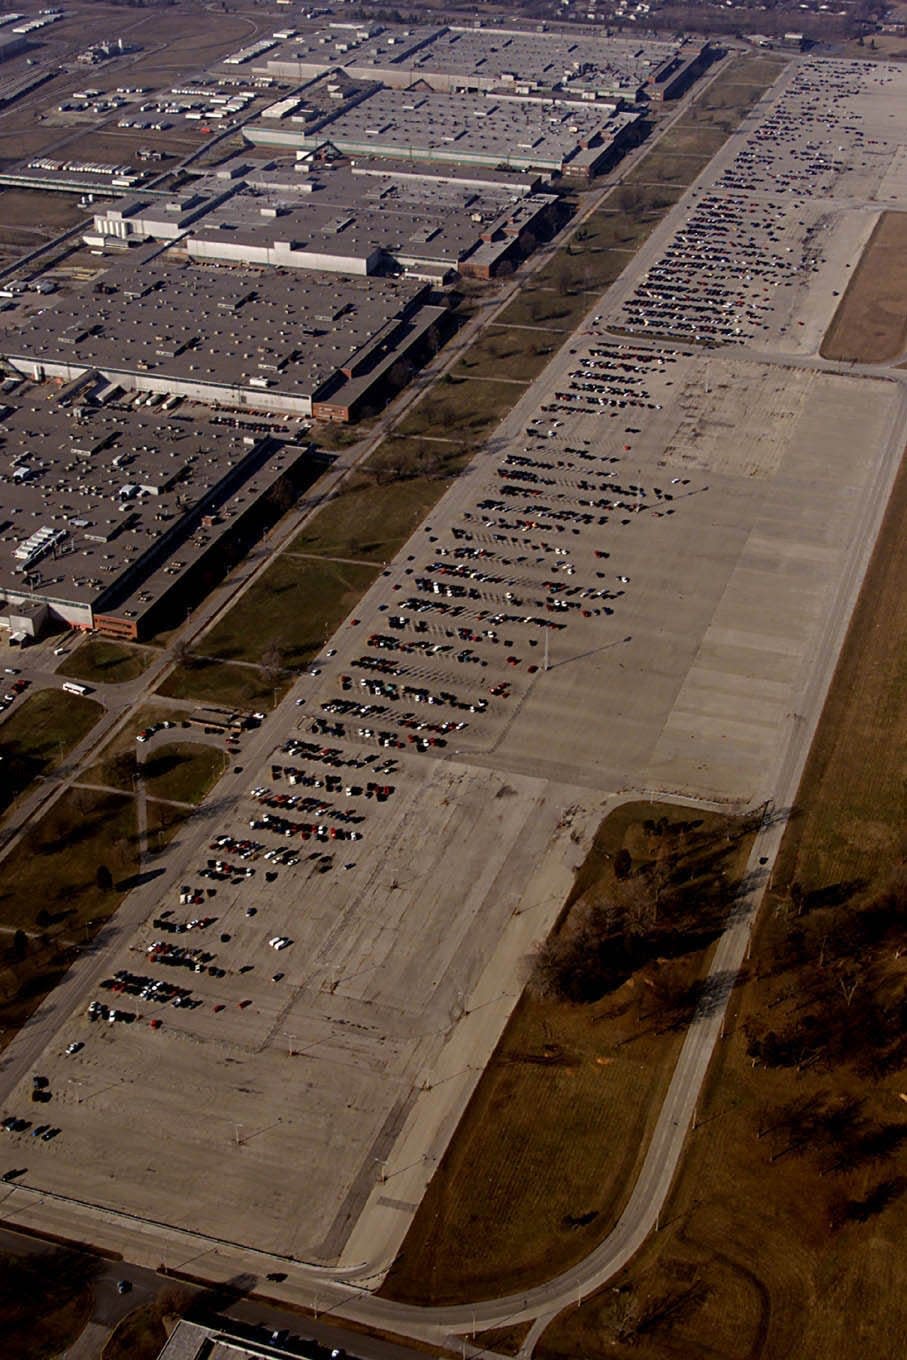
[3,55,907,1281]
[611,59,907,355]
[3,327,901,1270]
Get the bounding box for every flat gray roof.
[171,159,555,272]
[396,25,680,90]
[0,382,307,622]
[5,249,427,401]
[247,86,618,171]
[260,22,683,97]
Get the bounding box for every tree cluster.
[530,818,746,1004]
[745,867,907,1080]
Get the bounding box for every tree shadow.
[183,1272,258,1325]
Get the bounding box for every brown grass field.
[156,653,291,710]
[0,189,87,239]
[0,786,139,1048]
[59,638,154,686]
[536,445,907,1360]
[380,806,755,1306]
[0,689,102,816]
[452,326,556,382]
[0,1246,98,1360]
[102,1303,167,1360]
[821,211,907,363]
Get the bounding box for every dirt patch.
[0,188,86,235]
[820,211,907,363]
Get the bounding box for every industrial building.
[156,1320,344,1360]
[87,156,559,281]
[3,247,447,422]
[244,84,643,180]
[255,23,690,104]
[0,30,27,63]
[0,382,324,639]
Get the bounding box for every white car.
[269,936,292,951]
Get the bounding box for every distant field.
[821,211,907,363]
[537,438,907,1360]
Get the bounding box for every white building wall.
[186,237,374,275]
[6,357,312,416]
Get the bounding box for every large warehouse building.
[0,385,324,638]
[87,157,559,281]
[3,248,446,421]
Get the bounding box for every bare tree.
[260,642,285,685]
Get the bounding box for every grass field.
[394,375,523,441]
[290,476,448,564]
[0,787,138,1048]
[157,658,288,712]
[141,742,226,805]
[651,124,729,159]
[145,798,194,858]
[102,1303,167,1360]
[683,55,787,133]
[0,188,87,245]
[820,211,907,363]
[190,556,382,671]
[365,436,472,486]
[452,326,556,382]
[0,787,137,934]
[495,284,593,332]
[381,805,755,1306]
[622,149,714,187]
[474,1322,532,1356]
[82,704,187,793]
[0,1247,97,1360]
[58,638,154,686]
[0,689,103,815]
[536,444,907,1360]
